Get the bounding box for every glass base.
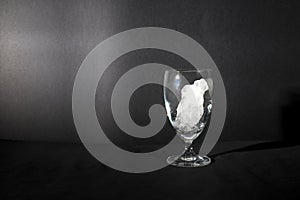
[167,155,211,167]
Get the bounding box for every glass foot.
[167,155,211,167]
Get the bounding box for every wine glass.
[163,69,213,167]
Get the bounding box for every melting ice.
[173,79,209,132]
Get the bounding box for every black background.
[1,1,300,199]
[1,0,299,144]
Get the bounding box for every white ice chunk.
[173,79,209,132]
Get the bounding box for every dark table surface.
[1,139,300,200]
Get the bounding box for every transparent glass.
[163,69,213,167]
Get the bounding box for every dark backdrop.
[0,0,299,143]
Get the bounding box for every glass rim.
[173,68,213,73]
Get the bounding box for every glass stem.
[181,141,197,161]
[184,140,192,151]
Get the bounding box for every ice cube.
[174,78,209,132]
